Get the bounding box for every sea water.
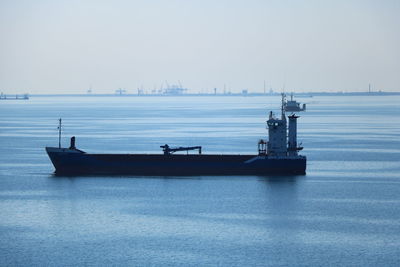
[0,95,399,266]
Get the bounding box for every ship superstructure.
[45,97,306,175]
[261,95,303,158]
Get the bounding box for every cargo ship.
[46,98,306,175]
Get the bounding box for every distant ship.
[283,93,306,112]
[46,97,306,175]
[0,93,29,100]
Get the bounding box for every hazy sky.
[1,0,399,94]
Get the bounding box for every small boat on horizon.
[0,93,29,100]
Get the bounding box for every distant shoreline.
[26,91,400,97]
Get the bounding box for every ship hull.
[46,147,306,176]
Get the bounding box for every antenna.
[58,118,62,148]
[281,93,286,119]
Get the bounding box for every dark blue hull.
[46,147,306,176]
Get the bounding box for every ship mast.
[281,93,286,119]
[58,118,62,148]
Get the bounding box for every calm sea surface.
[1,95,400,266]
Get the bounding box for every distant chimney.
[69,136,76,150]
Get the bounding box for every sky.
[0,0,399,94]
